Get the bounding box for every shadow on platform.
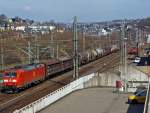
[126,103,144,113]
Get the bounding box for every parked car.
[128,89,147,104]
[134,86,147,94]
[134,57,141,63]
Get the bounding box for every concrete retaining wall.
[127,65,148,81]
[13,73,95,113]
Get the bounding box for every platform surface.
[39,88,144,113]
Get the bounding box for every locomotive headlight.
[12,79,17,82]
[4,79,8,82]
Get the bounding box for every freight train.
[1,45,119,93]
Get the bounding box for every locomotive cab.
[3,71,18,92]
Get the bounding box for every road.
[39,88,144,113]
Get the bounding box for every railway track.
[0,52,120,113]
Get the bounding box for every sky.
[0,0,150,22]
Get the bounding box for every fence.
[13,73,95,113]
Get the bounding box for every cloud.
[24,5,31,11]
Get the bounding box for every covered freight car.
[79,52,89,64]
[111,45,119,53]
[103,47,111,56]
[96,48,104,58]
[91,49,98,61]
[84,49,98,62]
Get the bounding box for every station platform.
[39,88,144,113]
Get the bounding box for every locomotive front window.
[5,72,17,77]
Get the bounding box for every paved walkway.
[39,88,144,113]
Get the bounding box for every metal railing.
[13,73,95,113]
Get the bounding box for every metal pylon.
[73,16,79,79]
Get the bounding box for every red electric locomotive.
[128,47,138,55]
[3,63,46,92]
